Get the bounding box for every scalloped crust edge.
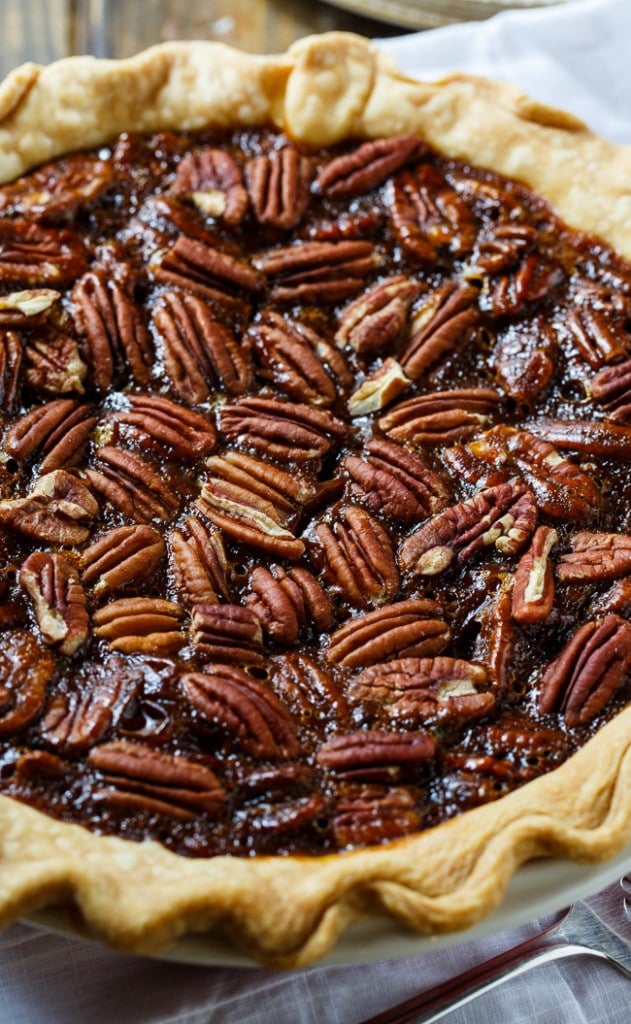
[0,33,630,256]
[2,706,631,969]
[0,32,630,968]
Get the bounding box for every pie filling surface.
[0,126,630,861]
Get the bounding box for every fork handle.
[359,939,599,1024]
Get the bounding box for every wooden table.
[2,0,409,79]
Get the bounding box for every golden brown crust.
[0,31,630,967]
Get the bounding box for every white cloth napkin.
[2,1,630,1020]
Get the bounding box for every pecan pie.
[0,33,630,967]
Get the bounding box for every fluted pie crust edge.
[0,32,630,967]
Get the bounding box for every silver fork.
[359,874,631,1024]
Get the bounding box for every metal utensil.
[360,874,631,1024]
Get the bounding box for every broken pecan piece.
[314,506,399,608]
[0,631,54,734]
[511,525,558,624]
[378,388,501,446]
[219,396,347,464]
[245,565,333,645]
[191,604,265,665]
[88,741,225,820]
[316,729,436,782]
[567,301,629,369]
[5,399,95,472]
[245,146,311,229]
[0,470,98,545]
[341,438,450,523]
[19,551,89,655]
[182,664,298,758]
[153,290,252,402]
[399,482,537,577]
[109,393,216,460]
[538,614,631,726]
[0,288,60,327]
[389,163,476,263]
[0,220,86,286]
[316,136,425,198]
[471,585,517,696]
[347,358,411,417]
[348,657,494,725]
[398,282,480,381]
[42,659,138,752]
[589,358,631,424]
[335,274,422,355]
[556,532,631,583]
[469,425,603,520]
[172,147,248,224]
[254,239,381,304]
[327,599,450,668]
[0,332,23,413]
[492,319,557,405]
[168,518,230,609]
[85,447,180,523]
[249,310,351,407]
[23,327,87,396]
[71,270,153,391]
[80,524,166,595]
[93,596,185,654]
[480,253,564,319]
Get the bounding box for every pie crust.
[0,32,630,968]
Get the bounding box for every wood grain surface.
[0,0,407,77]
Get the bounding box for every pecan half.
[530,419,631,460]
[254,240,381,304]
[152,236,263,309]
[313,506,399,608]
[0,470,98,545]
[0,153,113,220]
[347,358,411,417]
[249,310,351,407]
[191,604,265,665]
[399,482,537,577]
[5,399,95,472]
[0,288,60,327]
[538,614,631,726]
[172,147,248,224]
[316,729,436,782]
[348,656,494,725]
[332,784,421,848]
[378,388,501,446]
[71,270,153,391]
[335,274,422,355]
[205,450,314,517]
[0,220,86,286]
[588,577,631,617]
[80,524,166,595]
[389,163,476,262]
[492,319,557,405]
[219,396,348,464]
[568,301,629,369]
[327,599,450,668]
[479,253,564,319]
[182,664,299,758]
[109,393,216,460]
[168,517,230,608]
[473,223,538,275]
[88,741,225,820]
[245,565,333,645]
[511,525,558,624]
[0,332,23,413]
[469,426,602,520]
[245,146,311,229]
[471,585,517,695]
[589,358,631,424]
[19,551,89,655]
[85,446,180,523]
[341,438,450,523]
[556,532,631,583]
[23,327,87,396]
[398,283,480,381]
[316,136,425,198]
[153,290,252,402]
[42,656,139,751]
[197,476,305,561]
[0,631,54,735]
[270,652,350,730]
[93,596,185,654]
